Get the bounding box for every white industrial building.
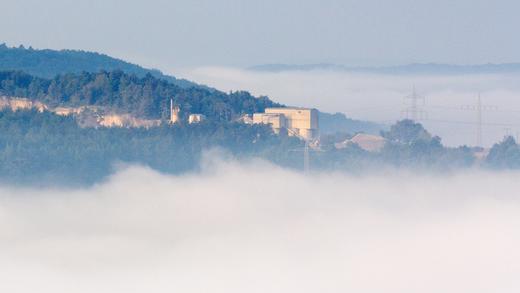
[188,114,206,124]
[252,107,319,140]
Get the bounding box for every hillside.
[0,69,383,134]
[319,112,385,135]
[0,44,199,88]
[0,44,384,134]
[0,109,301,186]
[0,109,485,186]
[0,70,278,121]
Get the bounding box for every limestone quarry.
[0,96,161,128]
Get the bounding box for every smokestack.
[170,98,180,124]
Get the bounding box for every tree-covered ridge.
[378,120,475,169]
[0,70,279,121]
[486,136,520,169]
[0,44,384,134]
[318,112,384,135]
[0,44,198,88]
[0,109,302,186]
[0,110,499,187]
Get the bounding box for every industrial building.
[252,107,319,140]
[252,113,286,133]
[170,99,205,124]
[188,114,206,124]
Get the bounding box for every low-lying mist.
[173,67,520,147]
[1,158,519,292]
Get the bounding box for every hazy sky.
[177,67,520,147]
[2,0,520,69]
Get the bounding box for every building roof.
[336,133,386,152]
[265,107,315,111]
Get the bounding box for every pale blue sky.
[1,0,519,69]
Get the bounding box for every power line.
[424,119,519,127]
[427,105,520,113]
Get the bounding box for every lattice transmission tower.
[402,86,427,121]
[461,93,497,147]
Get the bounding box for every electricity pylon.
[461,93,497,147]
[402,86,427,121]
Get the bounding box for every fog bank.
[1,160,519,293]
[174,67,520,147]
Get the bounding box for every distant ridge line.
[0,43,205,89]
[248,63,520,75]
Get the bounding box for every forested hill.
[0,44,383,134]
[0,70,278,121]
[0,44,199,89]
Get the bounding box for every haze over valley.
[175,65,520,147]
[2,161,520,293]
[2,0,520,292]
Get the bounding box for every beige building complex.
[253,107,319,140]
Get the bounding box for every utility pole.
[477,94,482,147]
[303,139,310,174]
[410,86,418,121]
[287,127,317,174]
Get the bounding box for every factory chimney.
[170,99,180,124]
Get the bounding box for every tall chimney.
[170,98,180,124]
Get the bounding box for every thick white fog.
[1,159,520,293]
[174,67,520,147]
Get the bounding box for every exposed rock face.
[98,114,161,128]
[0,96,48,112]
[0,96,161,128]
[53,106,85,116]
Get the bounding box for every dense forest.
[0,70,278,121]
[0,45,382,134]
[0,44,199,88]
[485,136,520,169]
[3,109,513,186]
[0,109,302,185]
[0,69,383,134]
[2,45,519,187]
